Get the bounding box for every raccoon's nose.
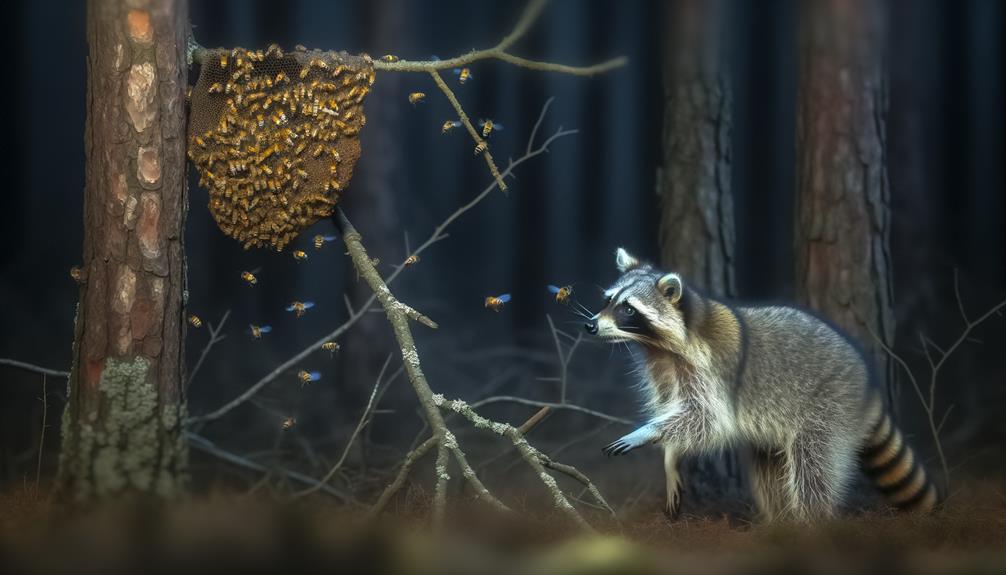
[584,321,598,335]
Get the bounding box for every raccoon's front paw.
[602,425,659,456]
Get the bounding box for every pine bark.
[656,0,743,512]
[795,0,895,402]
[657,0,735,297]
[58,0,190,501]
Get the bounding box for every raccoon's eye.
[621,303,635,316]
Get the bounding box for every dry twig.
[187,309,230,387]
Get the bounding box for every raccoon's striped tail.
[861,399,941,513]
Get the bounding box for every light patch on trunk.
[125,62,156,133]
[113,265,136,314]
[126,10,152,45]
[123,195,139,228]
[137,146,161,187]
[138,192,161,259]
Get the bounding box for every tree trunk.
[657,0,735,297]
[58,0,190,501]
[795,0,895,403]
[657,0,743,513]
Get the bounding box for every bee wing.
[493,123,503,131]
[250,267,262,274]
[259,325,272,333]
[302,301,315,309]
[547,285,561,294]
[453,68,461,75]
[497,294,512,303]
[323,235,337,241]
[308,371,321,381]
[285,304,296,312]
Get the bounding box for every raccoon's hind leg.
[783,433,855,522]
[663,446,683,519]
[749,447,789,522]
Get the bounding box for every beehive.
[188,45,374,250]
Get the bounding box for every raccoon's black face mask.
[586,248,688,352]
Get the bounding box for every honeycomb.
[188,45,374,250]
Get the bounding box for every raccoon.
[587,248,940,522]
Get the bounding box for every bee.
[547,284,573,304]
[408,92,426,105]
[322,341,340,354]
[298,370,322,384]
[404,254,419,267]
[286,301,315,317]
[208,82,223,94]
[69,266,83,283]
[453,67,472,84]
[474,141,488,155]
[292,250,308,261]
[380,54,399,63]
[480,119,503,137]
[249,324,272,338]
[441,120,461,134]
[281,416,297,430]
[188,314,203,328]
[314,234,337,249]
[219,53,228,68]
[240,270,258,285]
[484,293,511,312]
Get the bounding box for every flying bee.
[286,301,315,317]
[240,270,258,285]
[408,92,426,105]
[281,416,297,430]
[480,119,503,137]
[441,120,461,134]
[322,341,340,354]
[404,254,419,267]
[484,293,511,312]
[298,370,322,385]
[453,67,472,84]
[292,250,308,261]
[547,284,573,305]
[249,324,272,339]
[314,234,337,249]
[188,314,203,328]
[474,141,488,155]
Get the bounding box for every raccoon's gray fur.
[588,248,939,522]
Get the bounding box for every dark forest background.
[1,0,1004,504]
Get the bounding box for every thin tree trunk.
[58,0,189,501]
[795,0,895,403]
[657,0,743,512]
[657,0,735,297]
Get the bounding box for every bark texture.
[58,0,189,501]
[656,0,743,512]
[657,0,735,297]
[795,0,895,402]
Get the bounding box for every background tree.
[794,0,895,403]
[656,0,742,510]
[58,0,190,501]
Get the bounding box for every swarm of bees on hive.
[188,45,374,250]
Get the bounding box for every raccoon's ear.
[615,247,641,273]
[657,273,683,304]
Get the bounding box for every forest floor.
[1,480,1005,574]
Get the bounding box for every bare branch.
[429,69,506,192]
[0,358,69,379]
[468,395,633,426]
[187,432,356,503]
[292,356,402,499]
[368,436,437,518]
[187,309,231,387]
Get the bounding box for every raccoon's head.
[584,248,689,352]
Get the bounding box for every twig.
[518,406,553,435]
[292,356,402,498]
[35,374,47,493]
[187,309,230,387]
[0,359,69,379]
[539,454,617,521]
[187,432,356,503]
[468,395,633,425]
[372,0,626,76]
[368,436,437,518]
[546,314,581,403]
[429,69,506,192]
[187,101,574,426]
